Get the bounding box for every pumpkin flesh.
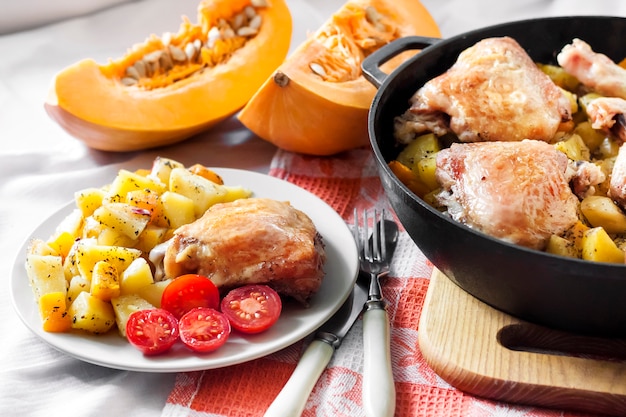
[46,0,292,151]
[237,0,441,156]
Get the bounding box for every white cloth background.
[2,1,626,416]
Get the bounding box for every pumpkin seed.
[244,6,256,19]
[168,45,186,62]
[159,51,173,72]
[207,27,221,48]
[248,15,262,30]
[309,62,327,77]
[133,60,147,78]
[185,43,197,61]
[232,13,246,30]
[143,50,162,63]
[162,32,172,46]
[223,27,236,39]
[365,6,381,24]
[237,26,258,37]
[250,0,267,7]
[121,77,138,86]
[125,65,140,80]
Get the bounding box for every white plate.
[10,168,358,372]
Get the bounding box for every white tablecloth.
[2,1,625,416]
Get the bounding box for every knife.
[263,219,399,417]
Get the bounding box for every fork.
[354,208,396,417]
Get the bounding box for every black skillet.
[362,16,626,337]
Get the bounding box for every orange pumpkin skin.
[45,0,292,152]
[237,0,440,156]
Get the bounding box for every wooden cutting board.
[418,269,626,416]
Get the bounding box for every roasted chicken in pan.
[394,36,573,145]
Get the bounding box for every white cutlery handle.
[263,339,334,417]
[362,308,396,417]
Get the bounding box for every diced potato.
[68,291,116,334]
[597,137,621,159]
[580,195,626,234]
[545,235,578,258]
[537,63,580,91]
[67,275,90,304]
[39,292,72,333]
[169,167,228,217]
[560,220,590,258]
[75,242,142,281]
[25,254,66,299]
[136,279,172,308]
[120,257,154,295]
[28,238,58,256]
[149,157,185,185]
[111,294,154,337]
[160,191,196,229]
[75,187,106,217]
[90,260,120,301]
[222,186,253,203]
[396,133,440,172]
[581,227,625,264]
[55,208,84,239]
[560,87,579,114]
[574,121,606,153]
[579,92,603,116]
[106,169,166,202]
[63,238,96,281]
[416,155,439,191]
[135,224,169,253]
[92,202,151,239]
[554,134,590,161]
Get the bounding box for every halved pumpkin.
[45,0,292,152]
[237,0,440,156]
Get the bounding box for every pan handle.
[362,36,441,88]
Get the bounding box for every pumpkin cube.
[126,188,164,224]
[91,260,120,301]
[120,257,154,295]
[46,231,76,260]
[68,291,116,334]
[39,292,72,333]
[111,294,154,337]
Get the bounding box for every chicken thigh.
[394,37,572,144]
[163,198,326,304]
[435,140,580,250]
[557,38,626,99]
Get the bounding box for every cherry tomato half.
[220,285,282,334]
[178,307,231,353]
[161,274,220,319]
[126,308,179,355]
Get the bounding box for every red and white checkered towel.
[162,148,598,417]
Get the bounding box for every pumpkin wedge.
[237,0,440,156]
[45,0,292,152]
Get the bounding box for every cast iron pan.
[362,16,626,337]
